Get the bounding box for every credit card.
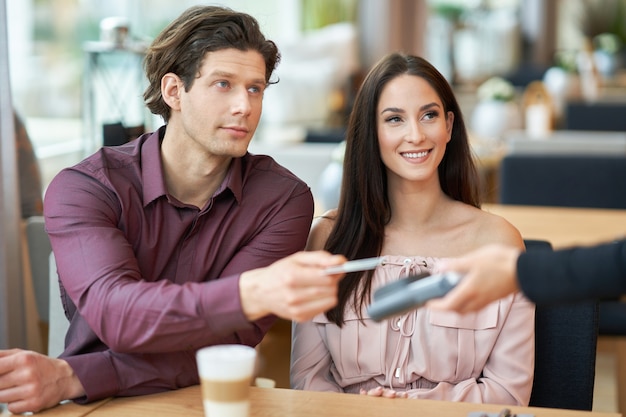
[324,257,384,275]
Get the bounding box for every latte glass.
[196,344,257,417]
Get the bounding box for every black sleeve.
[517,239,626,304]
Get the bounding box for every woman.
[291,53,534,405]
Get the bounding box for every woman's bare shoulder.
[306,209,338,251]
[473,206,524,248]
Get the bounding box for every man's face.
[174,48,267,158]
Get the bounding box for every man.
[428,240,626,313]
[0,6,345,413]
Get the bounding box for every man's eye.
[216,81,229,88]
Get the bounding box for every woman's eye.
[216,81,229,88]
[385,115,402,123]
[423,111,438,120]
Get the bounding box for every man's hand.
[239,251,347,322]
[0,349,85,414]
[426,244,522,313]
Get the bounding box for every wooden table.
[25,385,621,417]
[483,204,626,249]
[0,398,110,417]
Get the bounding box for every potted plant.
[542,50,581,124]
[470,76,522,144]
[577,0,626,77]
[593,32,623,77]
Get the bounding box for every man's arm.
[518,239,626,304]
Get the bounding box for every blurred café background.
[1,0,626,412]
[3,0,626,203]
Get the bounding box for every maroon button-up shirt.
[43,127,314,402]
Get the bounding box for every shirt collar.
[141,126,246,207]
[222,156,244,204]
[142,126,168,207]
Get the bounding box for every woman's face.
[376,74,454,187]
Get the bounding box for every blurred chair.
[500,155,626,413]
[524,239,599,410]
[102,122,144,147]
[255,318,292,388]
[499,154,626,209]
[24,216,52,352]
[23,217,68,357]
[14,112,44,218]
[565,101,626,132]
[48,252,68,358]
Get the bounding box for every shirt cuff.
[65,351,119,403]
[201,274,254,332]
